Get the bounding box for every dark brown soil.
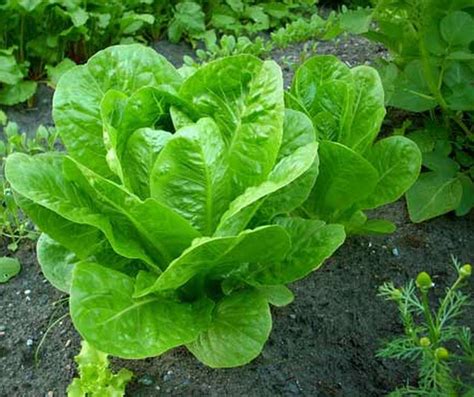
[0,36,473,397]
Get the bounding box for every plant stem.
[420,290,437,343]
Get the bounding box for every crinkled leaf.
[136,225,290,296]
[178,55,284,194]
[216,142,318,236]
[304,141,378,221]
[248,217,345,285]
[151,118,231,235]
[186,290,271,368]
[53,44,182,178]
[70,262,214,359]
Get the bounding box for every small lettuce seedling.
[6,45,346,368]
[378,259,474,396]
[287,55,422,234]
[68,341,133,397]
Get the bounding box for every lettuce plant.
[286,55,422,234]
[5,45,346,368]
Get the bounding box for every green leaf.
[0,257,21,283]
[422,152,460,177]
[0,53,24,85]
[304,141,378,221]
[388,61,437,112]
[341,66,386,153]
[67,340,133,397]
[136,225,290,296]
[249,217,345,285]
[0,81,37,106]
[456,175,474,216]
[186,290,271,368]
[70,262,214,359]
[256,285,294,307]
[46,58,76,89]
[361,136,421,209]
[53,44,182,178]
[37,233,78,293]
[288,55,353,140]
[178,55,284,195]
[351,219,396,235]
[216,142,318,236]
[151,118,231,235]
[122,128,171,199]
[440,11,474,47]
[406,172,463,223]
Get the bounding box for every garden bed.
[1,36,473,397]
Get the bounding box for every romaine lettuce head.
[6,45,345,367]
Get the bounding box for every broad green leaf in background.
[406,172,463,223]
[361,136,421,209]
[440,11,474,47]
[70,262,214,359]
[0,257,21,283]
[0,81,37,106]
[455,175,474,216]
[186,290,271,368]
[53,44,182,178]
[46,58,76,89]
[178,55,284,195]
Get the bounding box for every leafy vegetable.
[68,340,133,397]
[6,45,346,367]
[287,55,421,233]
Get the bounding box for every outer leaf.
[37,233,78,293]
[440,11,474,47]
[136,225,290,296]
[178,55,284,194]
[0,257,21,283]
[150,118,231,235]
[70,262,214,359]
[341,66,386,153]
[216,142,318,236]
[304,141,378,221]
[455,175,474,216]
[186,290,271,368]
[0,81,37,106]
[406,172,463,223]
[249,217,345,285]
[53,44,182,178]
[361,136,421,209]
[63,157,201,267]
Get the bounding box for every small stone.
[0,332,5,337]
[65,339,71,348]
[26,338,34,347]
[392,247,400,257]
[138,375,154,386]
[289,314,296,320]
[47,391,54,397]
[24,289,31,295]
[0,325,6,332]
[163,370,173,382]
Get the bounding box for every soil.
[1,34,473,397]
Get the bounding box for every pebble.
[65,339,71,348]
[26,338,33,346]
[0,332,5,337]
[138,374,154,386]
[0,325,6,331]
[289,314,296,320]
[163,370,173,382]
[46,392,53,397]
[24,289,31,295]
[392,247,400,257]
